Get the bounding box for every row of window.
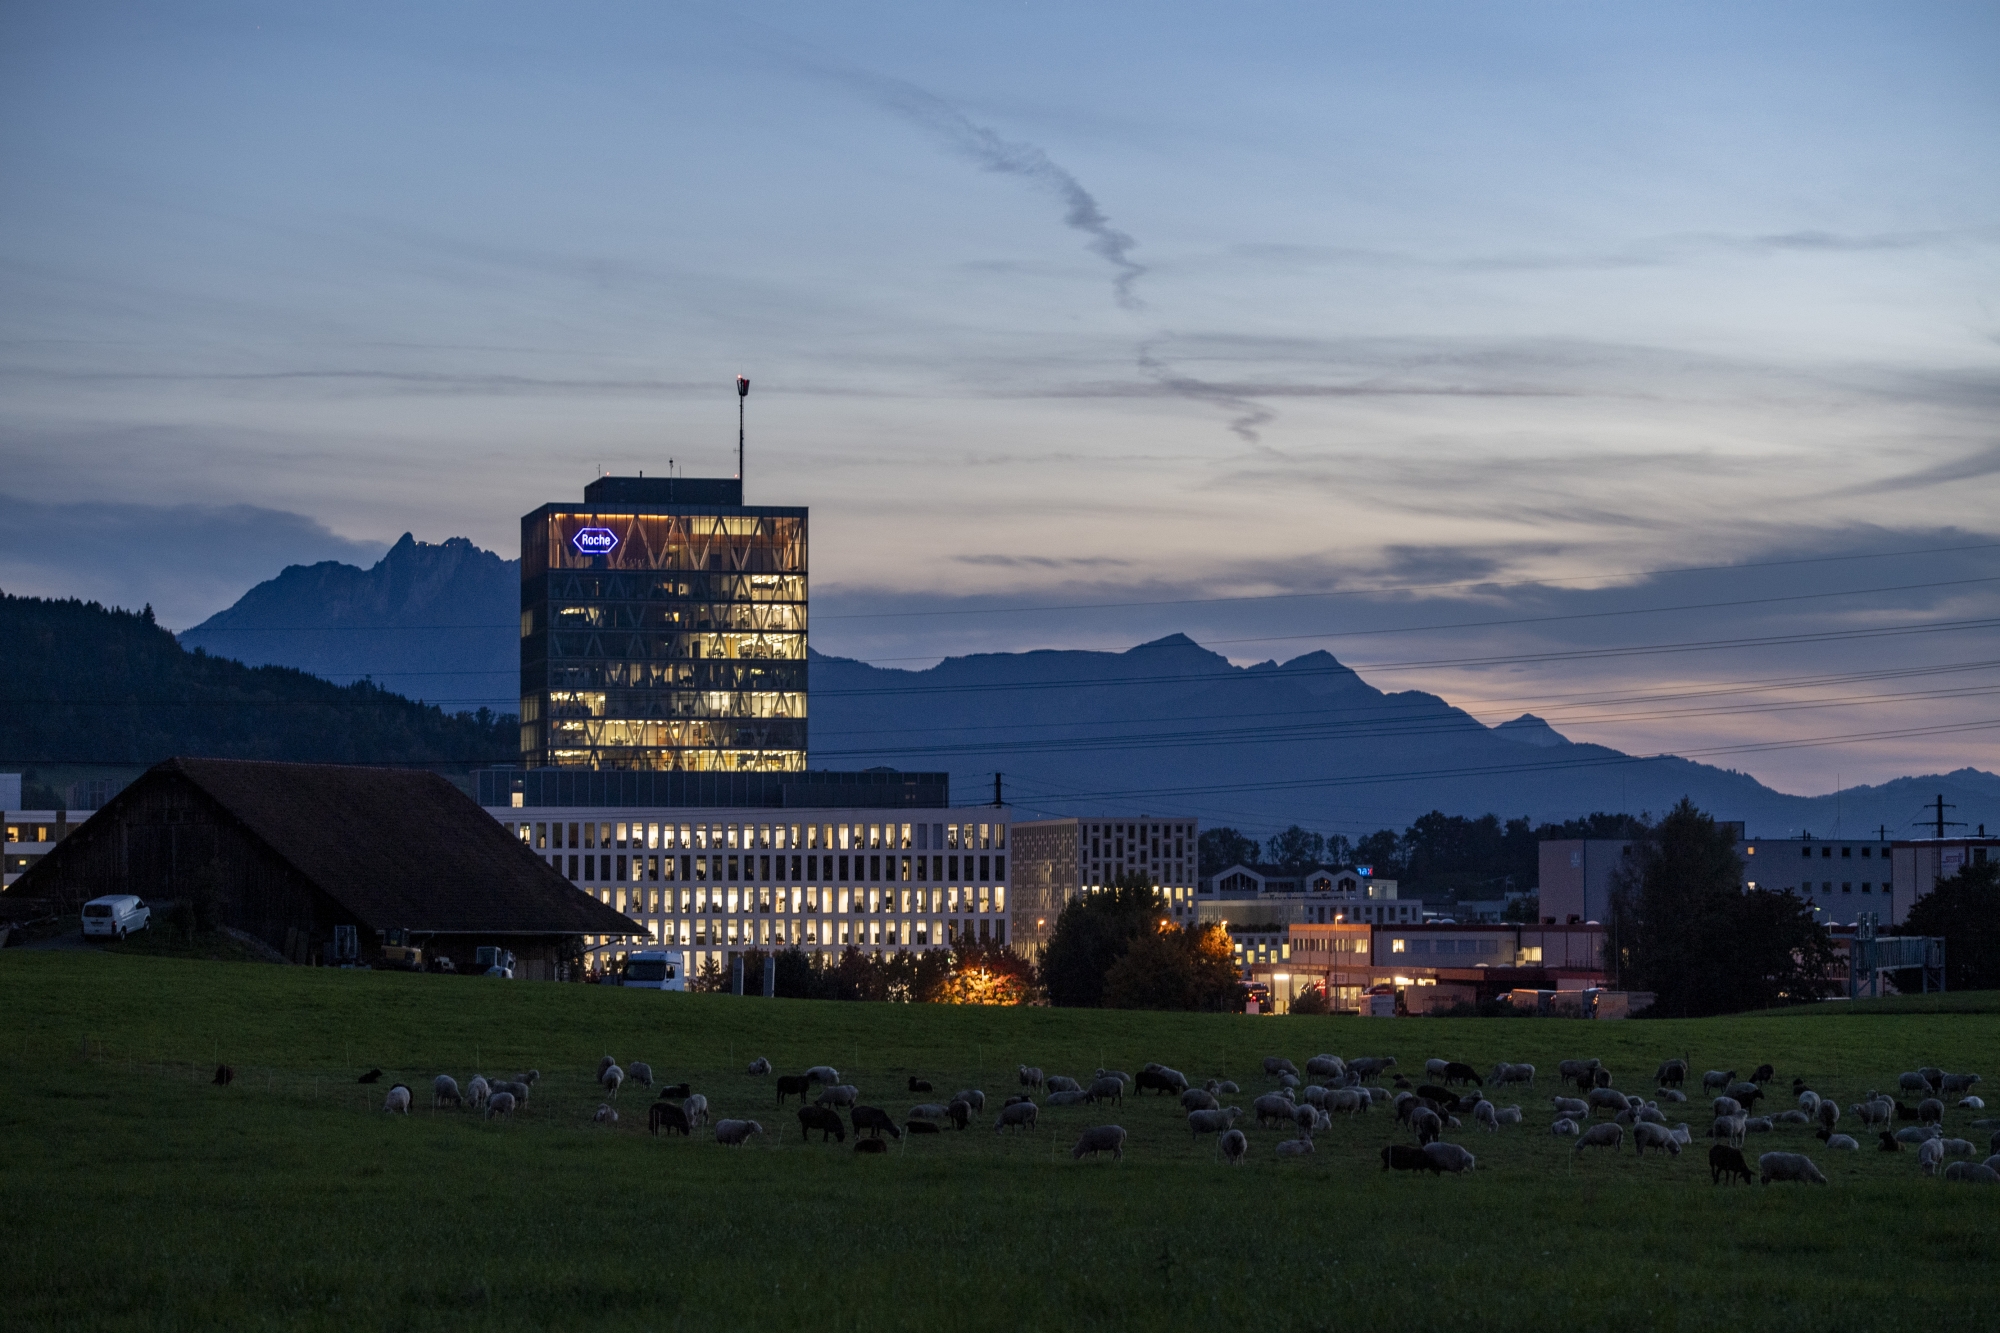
[505,819,1006,853]
[1391,937,1503,956]
[1803,882,1884,896]
[597,884,1005,916]
[590,916,1008,951]
[549,851,1006,886]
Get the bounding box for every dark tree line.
[688,942,1033,1004]
[1038,872,1243,1011]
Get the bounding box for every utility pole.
[736,375,749,487]
[993,772,1004,807]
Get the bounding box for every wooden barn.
[5,757,639,978]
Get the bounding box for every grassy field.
[5,951,1999,1332]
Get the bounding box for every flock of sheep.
[356,1048,2000,1184]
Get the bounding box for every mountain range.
[172,536,2000,837]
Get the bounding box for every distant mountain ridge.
[809,634,2000,837]
[179,534,518,712]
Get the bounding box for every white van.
[82,895,150,940]
[620,949,686,992]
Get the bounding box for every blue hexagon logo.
[572,527,619,556]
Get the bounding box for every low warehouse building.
[5,757,639,977]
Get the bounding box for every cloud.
[954,553,1134,569]
[843,72,1146,309]
[0,494,387,629]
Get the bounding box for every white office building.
[490,804,1012,971]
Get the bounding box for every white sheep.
[594,1103,619,1125]
[1744,1116,1775,1134]
[1918,1138,1946,1176]
[493,1079,531,1105]
[466,1075,491,1109]
[597,1056,617,1079]
[1424,1058,1451,1081]
[1291,1103,1319,1137]
[816,1084,860,1109]
[1018,1065,1045,1090]
[1472,1100,1499,1133]
[1773,1110,1811,1126]
[1070,1125,1127,1161]
[1253,1093,1297,1128]
[1817,1100,1840,1131]
[1585,1088,1629,1116]
[1944,1162,2000,1184]
[682,1093,710,1127]
[627,1062,653,1088]
[1894,1125,1941,1145]
[746,1057,771,1076]
[1264,1056,1300,1078]
[713,1119,764,1146]
[1551,1096,1589,1119]
[1095,1068,1132,1086]
[1574,1122,1624,1154]
[1758,1151,1827,1184]
[601,1064,625,1099]
[1046,1075,1082,1094]
[1047,1089,1091,1108]
[1496,1105,1523,1126]
[1423,1141,1475,1173]
[1276,1138,1315,1158]
[1797,1089,1821,1116]
[1327,1088,1368,1116]
[1180,1087,1219,1113]
[1712,1115,1748,1148]
[1823,1133,1858,1150]
[1897,1072,1932,1098]
[909,1102,948,1121]
[1188,1107,1242,1138]
[1303,1085,1330,1109]
[383,1084,412,1114]
[1958,1095,1986,1110]
[1711,1095,1742,1118]
[1219,1129,1248,1164]
[484,1090,516,1121]
[1633,1121,1682,1156]
[1492,1062,1536,1087]
[1086,1077,1125,1105]
[432,1074,461,1110]
[1306,1055,1344,1079]
[1550,1118,1580,1136]
[1942,1072,1982,1095]
[1940,1138,1977,1158]
[1410,1107,1444,1144]
[994,1101,1039,1132]
[1849,1100,1891,1128]
[1701,1070,1733,1093]
[954,1089,986,1111]
[805,1065,841,1086]
[1660,1089,1687,1104]
[517,1070,540,1087]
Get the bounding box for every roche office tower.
[518,476,807,773]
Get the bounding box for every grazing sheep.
[816,1084,860,1110]
[955,1089,986,1112]
[1005,1094,1033,1107]
[1276,1138,1314,1159]
[713,1119,764,1146]
[1941,1072,1981,1095]
[1939,1138,1976,1158]
[1264,1056,1300,1078]
[1919,1098,1945,1124]
[1328,1088,1369,1116]
[1046,1076,1083,1094]
[1711,1115,1748,1148]
[1135,1067,1189,1096]
[627,1062,653,1089]
[1633,1121,1683,1157]
[1423,1141,1476,1174]
[1918,1137,1946,1175]
[1701,1069,1735,1094]
[1187,1107,1243,1139]
[1492,1062,1536,1087]
[1552,1096,1589,1119]
[658,1083,693,1101]
[805,1065,841,1086]
[1277,1072,1301,1091]
[1411,1108,1444,1145]
[946,1100,971,1131]
[466,1075,491,1109]
[1442,1062,1483,1087]
[907,1075,933,1093]
[1660,1089,1687,1104]
[1472,1100,1499,1132]
[1898,1072,1932,1098]
[1071,1125,1127,1161]
[1348,1056,1397,1083]
[855,1138,889,1155]
[746,1057,771,1076]
[650,1102,691,1136]
[1047,1090,1091,1108]
[1637,1105,1667,1125]
[1095,1068,1132,1087]
[850,1106,902,1140]
[1382,1143,1443,1172]
[1711,1096,1743,1118]
[1878,1131,1902,1153]
[1087,1077,1127,1106]
[1817,1100,1840,1131]
[594,1104,618,1125]
[1018,1065,1045,1090]
[1550,1118,1580,1136]
[1822,1133,1858,1150]
[1586,1088,1630,1116]
[358,1069,383,1085]
[1850,1099,1891,1128]
[994,1101,1039,1133]
[1895,1125,1942,1145]
[484,1090,516,1121]
[597,1057,617,1078]
[907,1120,940,1135]
[1750,1064,1775,1084]
[1291,1104,1319,1137]
[1944,1162,2000,1184]
[1758,1152,1827,1185]
[682,1093,711,1127]
[1655,1058,1689,1088]
[1797,1090,1821,1115]
[1709,1144,1753,1183]
[1424,1058,1451,1081]
[1959,1096,1985,1110]
[1254,1093,1297,1128]
[776,1075,812,1106]
[433,1075,462,1110]
[383,1084,412,1114]
[1725,1082,1763,1105]
[492,1080,530,1106]
[1744,1116,1775,1134]
[1574,1123,1624,1154]
[1496,1105,1523,1126]
[601,1064,625,1099]
[1219,1129,1248,1165]
[1774,1110,1811,1126]
[1306,1055,1345,1080]
[797,1106,845,1143]
[1214,1079,1240,1096]
[909,1102,947,1121]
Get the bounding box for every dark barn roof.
[24,757,639,938]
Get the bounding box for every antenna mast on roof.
[736,375,749,491]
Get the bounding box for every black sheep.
[906,1120,940,1135]
[1751,1064,1775,1084]
[649,1102,691,1137]
[1134,1070,1180,1096]
[946,1100,971,1131]
[1442,1062,1483,1087]
[658,1082,693,1101]
[358,1068,383,1084]
[798,1105,846,1143]
[1709,1144,1753,1184]
[850,1105,902,1140]
[908,1076,933,1093]
[855,1138,890,1154]
[775,1075,811,1106]
[1381,1144,1443,1174]
[1893,1101,1919,1122]
[212,1064,235,1087]
[1878,1131,1902,1152]
[1416,1084,1454,1105]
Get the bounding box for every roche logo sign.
[571,527,620,556]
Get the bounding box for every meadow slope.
[5,952,1998,1332]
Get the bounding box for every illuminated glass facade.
[519,477,807,772]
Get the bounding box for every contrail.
[861,75,1146,309]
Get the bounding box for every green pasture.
[4,951,1998,1331]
